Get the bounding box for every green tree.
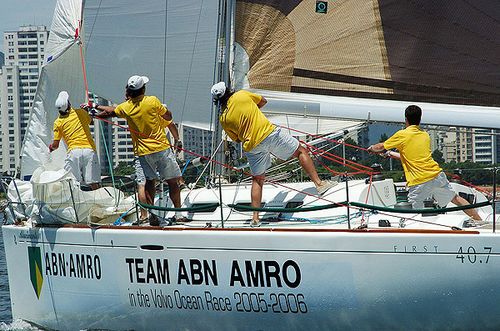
[114,161,135,176]
[432,149,445,165]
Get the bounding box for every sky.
[0,0,57,53]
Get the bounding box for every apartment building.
[0,25,48,173]
[436,127,497,164]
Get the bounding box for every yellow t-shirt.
[114,95,171,156]
[384,125,442,186]
[219,90,275,152]
[53,108,96,151]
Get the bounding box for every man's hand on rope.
[80,102,99,116]
[174,140,183,150]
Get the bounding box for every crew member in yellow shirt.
[134,107,183,222]
[211,82,335,227]
[49,91,101,190]
[96,75,184,226]
[368,105,482,224]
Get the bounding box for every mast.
[210,0,234,181]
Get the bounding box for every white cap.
[211,81,227,100]
[127,75,149,90]
[55,91,69,111]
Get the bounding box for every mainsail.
[83,0,220,130]
[233,0,500,128]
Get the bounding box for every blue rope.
[181,159,191,175]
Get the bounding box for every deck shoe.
[472,219,488,227]
[317,180,337,195]
[250,220,261,228]
[149,214,160,226]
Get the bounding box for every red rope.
[94,116,353,206]
[302,141,374,173]
[94,117,457,227]
[447,172,492,198]
[278,125,369,151]
[76,20,90,105]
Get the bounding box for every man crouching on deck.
[211,82,335,227]
[367,105,484,226]
[49,91,101,190]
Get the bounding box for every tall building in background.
[472,129,497,164]
[182,126,213,161]
[0,51,4,67]
[0,25,48,174]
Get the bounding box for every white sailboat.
[2,0,500,330]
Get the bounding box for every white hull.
[3,223,500,330]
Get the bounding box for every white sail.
[83,0,220,130]
[20,0,84,179]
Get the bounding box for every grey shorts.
[138,149,181,181]
[245,127,299,175]
[64,148,101,185]
[408,172,456,209]
[134,157,146,185]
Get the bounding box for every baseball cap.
[211,82,227,101]
[55,91,70,111]
[127,75,149,90]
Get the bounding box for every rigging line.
[94,117,346,205]
[304,142,372,175]
[179,0,204,124]
[447,172,493,198]
[77,23,90,104]
[93,117,462,229]
[76,10,118,199]
[181,139,224,205]
[84,0,103,51]
[162,0,168,102]
[99,123,118,208]
[278,124,368,151]
[304,142,374,172]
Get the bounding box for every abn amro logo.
[28,246,43,299]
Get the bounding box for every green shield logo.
[28,247,43,299]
